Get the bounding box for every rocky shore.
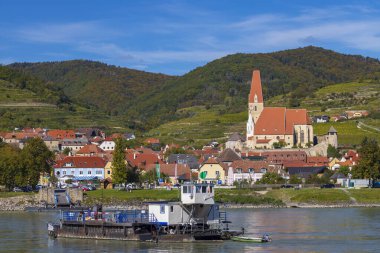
[0,195,42,211]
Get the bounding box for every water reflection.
[0,209,379,253]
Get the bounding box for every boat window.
[202,186,207,193]
[183,186,188,193]
[160,205,165,214]
[196,186,201,193]
[210,186,213,193]
[170,206,174,212]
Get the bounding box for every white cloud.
[16,21,120,43]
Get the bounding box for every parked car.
[321,183,335,189]
[281,184,294,188]
[87,185,96,191]
[80,186,91,192]
[13,187,23,192]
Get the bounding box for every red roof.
[285,109,310,134]
[307,156,329,165]
[54,156,106,168]
[254,107,310,135]
[144,164,191,179]
[126,153,163,169]
[145,138,160,144]
[249,70,263,103]
[47,130,75,139]
[204,157,219,164]
[230,160,269,173]
[76,144,105,156]
[4,132,40,140]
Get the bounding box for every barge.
[48,183,243,242]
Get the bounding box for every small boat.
[231,235,271,243]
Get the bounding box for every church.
[246,70,314,149]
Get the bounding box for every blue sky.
[1,0,380,75]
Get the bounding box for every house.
[246,70,313,149]
[42,136,60,152]
[225,133,245,151]
[54,156,107,180]
[286,166,327,179]
[217,148,242,166]
[345,110,369,119]
[330,172,347,185]
[76,144,105,157]
[307,156,329,166]
[145,163,192,184]
[76,128,104,139]
[126,152,164,170]
[313,115,330,123]
[60,138,89,153]
[99,138,116,151]
[243,150,308,164]
[167,154,199,170]
[47,129,76,140]
[145,138,160,145]
[198,157,227,184]
[226,160,275,185]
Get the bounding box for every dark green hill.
[9,60,175,118]
[7,46,380,129]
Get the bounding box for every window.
[170,206,174,212]
[80,171,83,175]
[160,205,165,214]
[260,168,267,173]
[63,171,66,175]
[96,170,102,175]
[88,171,92,175]
[107,170,111,175]
[248,168,254,173]
[216,170,220,177]
[196,186,201,193]
[183,186,192,194]
[237,168,242,174]
[71,170,74,175]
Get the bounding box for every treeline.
[0,138,53,191]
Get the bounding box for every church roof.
[248,70,263,103]
[254,107,310,135]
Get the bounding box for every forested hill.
[8,46,380,129]
[9,60,176,117]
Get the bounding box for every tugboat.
[47,183,243,242]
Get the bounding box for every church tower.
[248,70,264,123]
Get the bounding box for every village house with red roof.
[54,156,107,180]
[246,70,313,149]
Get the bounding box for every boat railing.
[60,209,164,226]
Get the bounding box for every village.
[0,70,377,195]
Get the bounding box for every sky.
[1,0,380,75]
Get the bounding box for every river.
[0,208,379,252]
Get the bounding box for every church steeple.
[249,70,263,103]
[248,70,264,124]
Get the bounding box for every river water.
[0,208,379,253]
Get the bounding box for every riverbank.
[1,188,380,211]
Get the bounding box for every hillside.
[0,66,130,130]
[146,81,380,147]
[8,46,380,129]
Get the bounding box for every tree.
[0,145,23,190]
[273,141,286,149]
[62,147,71,155]
[327,144,341,158]
[289,175,302,184]
[351,137,380,179]
[111,138,127,186]
[21,138,53,187]
[256,172,285,184]
[338,166,350,176]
